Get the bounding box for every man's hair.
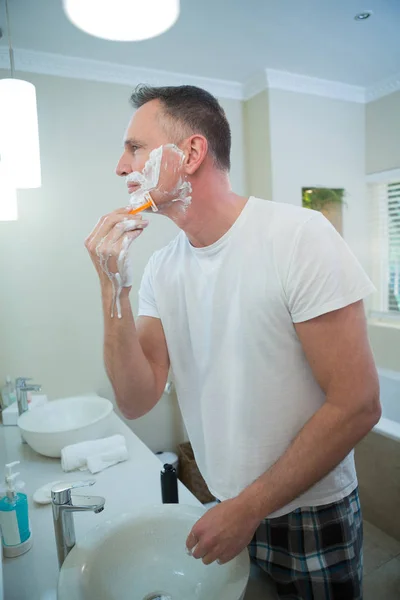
[130,84,231,171]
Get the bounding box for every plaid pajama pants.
[247,487,363,600]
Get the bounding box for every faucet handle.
[19,384,41,392]
[16,377,32,387]
[51,480,96,505]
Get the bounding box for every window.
[369,175,400,318]
[388,182,400,312]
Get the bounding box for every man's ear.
[184,135,208,175]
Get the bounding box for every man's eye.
[130,145,139,153]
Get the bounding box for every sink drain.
[142,594,172,600]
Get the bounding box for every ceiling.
[0,0,399,87]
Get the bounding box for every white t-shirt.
[138,197,375,518]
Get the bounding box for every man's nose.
[115,153,132,177]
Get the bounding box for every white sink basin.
[58,504,250,600]
[17,395,113,457]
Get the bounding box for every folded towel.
[61,434,128,473]
[86,445,129,474]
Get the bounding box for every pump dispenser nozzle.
[3,461,24,501]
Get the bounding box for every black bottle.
[161,463,179,503]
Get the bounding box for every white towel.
[61,434,128,473]
[86,446,129,474]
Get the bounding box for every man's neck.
[159,174,249,248]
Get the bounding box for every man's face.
[116,100,170,182]
[115,100,191,210]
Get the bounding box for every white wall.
[366,90,400,175]
[268,89,369,272]
[0,70,245,451]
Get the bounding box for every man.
[85,85,381,600]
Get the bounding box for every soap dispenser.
[0,376,16,410]
[0,461,33,557]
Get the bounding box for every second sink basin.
[17,395,113,457]
[58,504,250,600]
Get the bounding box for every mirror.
[0,2,399,600]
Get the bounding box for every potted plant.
[302,187,345,233]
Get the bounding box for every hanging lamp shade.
[0,79,42,189]
[0,165,18,221]
[63,0,180,41]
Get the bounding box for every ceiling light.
[354,11,372,21]
[63,0,180,42]
[0,79,42,188]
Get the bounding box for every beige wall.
[223,97,247,196]
[243,90,273,199]
[356,431,400,542]
[366,91,400,174]
[0,70,244,451]
[368,325,400,371]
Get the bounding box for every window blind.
[387,182,400,312]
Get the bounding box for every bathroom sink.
[17,395,113,457]
[57,504,250,600]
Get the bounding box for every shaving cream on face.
[126,145,163,209]
[126,144,192,211]
[160,144,192,208]
[97,144,192,320]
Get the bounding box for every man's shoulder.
[252,197,315,221]
[250,197,318,235]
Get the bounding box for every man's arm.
[85,208,170,420]
[238,299,381,520]
[103,286,170,420]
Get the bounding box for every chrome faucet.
[15,378,42,416]
[15,377,31,412]
[18,385,42,416]
[51,480,105,568]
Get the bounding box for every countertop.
[1,413,276,600]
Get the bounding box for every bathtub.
[355,367,400,541]
[373,368,400,441]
